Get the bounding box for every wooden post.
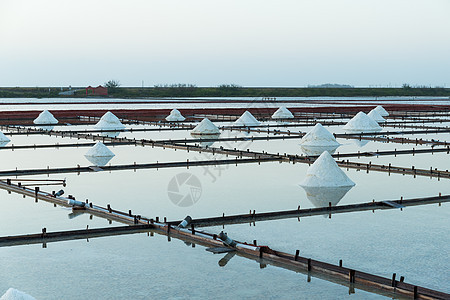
[294,250,299,261]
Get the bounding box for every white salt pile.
[84,142,115,166]
[301,185,354,208]
[94,111,125,131]
[33,110,58,125]
[0,132,10,143]
[300,123,339,147]
[234,111,260,127]
[374,105,389,116]
[299,151,355,188]
[191,118,220,135]
[342,111,382,133]
[165,109,186,122]
[272,107,294,119]
[367,109,386,123]
[0,288,36,300]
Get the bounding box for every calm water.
[0,119,449,299]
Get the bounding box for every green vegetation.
[0,86,449,98]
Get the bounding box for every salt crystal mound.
[191,133,220,148]
[84,142,115,166]
[0,131,10,143]
[234,111,260,127]
[300,123,340,147]
[272,107,294,119]
[0,288,36,300]
[342,111,382,133]
[299,151,355,188]
[33,110,58,125]
[191,118,220,135]
[374,105,389,116]
[94,111,125,131]
[166,109,186,122]
[367,109,386,123]
[301,185,354,208]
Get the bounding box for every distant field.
[0,86,449,98]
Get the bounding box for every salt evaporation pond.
[0,110,448,299]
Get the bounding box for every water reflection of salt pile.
[374,105,389,116]
[300,151,355,207]
[352,139,370,148]
[301,186,354,208]
[191,133,221,148]
[300,123,340,156]
[33,110,58,125]
[191,118,220,135]
[0,288,36,300]
[0,131,11,147]
[94,111,125,137]
[234,111,260,127]
[367,109,386,123]
[272,107,294,119]
[343,111,381,133]
[84,142,115,166]
[166,109,186,122]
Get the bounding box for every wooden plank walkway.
[0,180,448,299]
[167,195,450,227]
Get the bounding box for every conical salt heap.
[0,132,10,143]
[342,111,382,133]
[272,107,294,119]
[367,109,385,123]
[374,105,389,116]
[191,118,220,135]
[166,109,186,122]
[234,111,260,127]
[84,142,115,166]
[300,151,355,188]
[94,111,125,130]
[300,123,340,147]
[33,110,58,125]
[0,288,36,300]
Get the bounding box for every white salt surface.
[165,109,185,122]
[300,151,355,187]
[300,123,340,147]
[191,118,220,135]
[94,111,125,130]
[272,107,294,119]
[374,105,389,116]
[33,110,58,125]
[0,288,36,300]
[342,111,382,133]
[367,109,386,123]
[234,111,260,127]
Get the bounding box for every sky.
[1,0,449,87]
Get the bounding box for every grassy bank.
[1,86,449,98]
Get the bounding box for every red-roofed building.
[86,85,108,96]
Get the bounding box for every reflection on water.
[191,133,221,148]
[300,185,354,208]
[84,155,114,167]
[352,139,370,148]
[36,125,55,131]
[218,251,236,267]
[300,145,339,156]
[98,131,121,138]
[0,141,9,147]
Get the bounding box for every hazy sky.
[1,0,449,87]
